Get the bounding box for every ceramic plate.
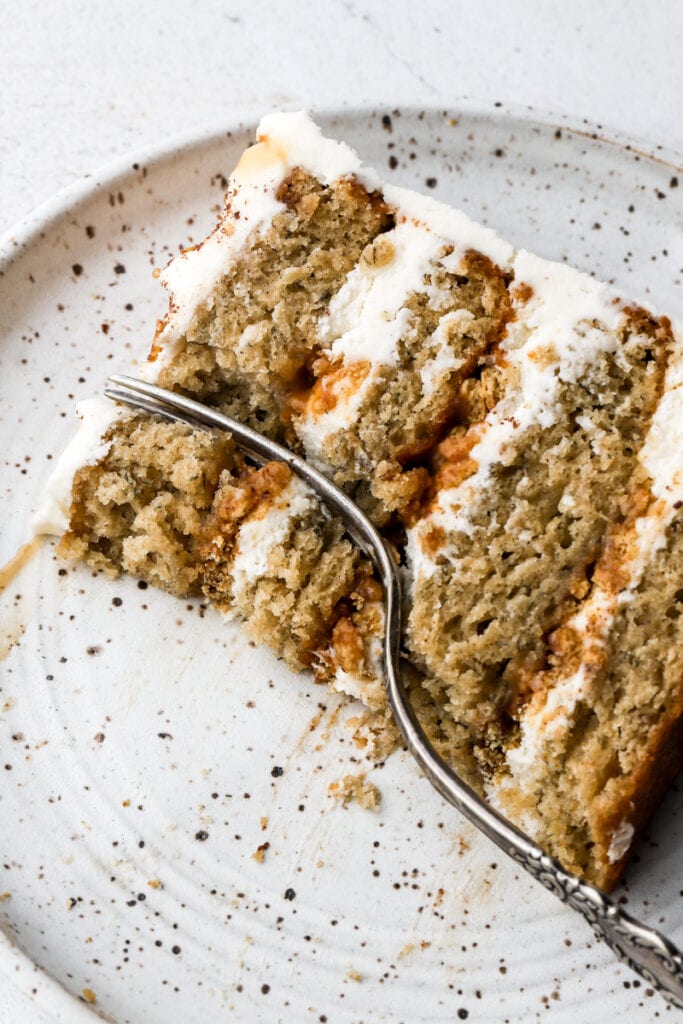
[1,103,682,1024]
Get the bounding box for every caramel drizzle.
[0,537,43,597]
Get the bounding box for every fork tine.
[104,386,216,435]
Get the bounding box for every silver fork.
[105,372,683,1008]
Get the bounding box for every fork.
[105,372,683,1008]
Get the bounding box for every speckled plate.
[1,103,683,1024]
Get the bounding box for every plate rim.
[1,96,682,1022]
[2,95,682,272]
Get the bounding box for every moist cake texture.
[35,111,683,891]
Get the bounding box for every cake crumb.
[346,710,399,760]
[252,841,270,863]
[329,772,381,810]
[398,939,432,959]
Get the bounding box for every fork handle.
[507,842,683,1007]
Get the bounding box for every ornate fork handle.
[507,843,683,1003]
[105,375,683,1010]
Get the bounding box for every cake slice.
[35,111,683,890]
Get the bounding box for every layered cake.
[35,112,683,891]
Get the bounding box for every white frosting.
[329,666,385,712]
[230,476,315,600]
[420,309,475,398]
[607,820,634,863]
[505,666,590,783]
[513,250,624,362]
[384,183,514,268]
[319,221,444,366]
[638,319,683,505]
[257,111,380,190]
[32,398,123,535]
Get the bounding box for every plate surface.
[1,104,683,1024]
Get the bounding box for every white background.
[1,1,682,1019]
[2,0,683,235]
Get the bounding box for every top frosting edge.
[153,110,518,348]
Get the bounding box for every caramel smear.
[300,361,372,418]
[0,537,43,597]
[0,537,44,661]
[0,621,26,662]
